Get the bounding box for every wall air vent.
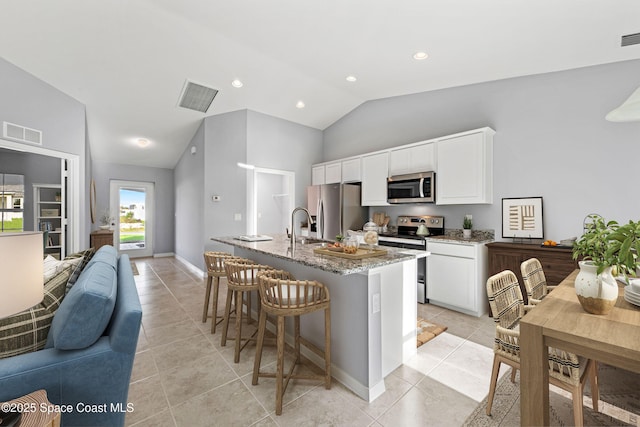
[177,80,218,113]
[2,121,42,145]
[621,32,640,47]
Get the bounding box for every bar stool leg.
[324,305,331,389]
[294,315,301,363]
[276,315,286,415]
[210,276,221,333]
[234,289,245,363]
[252,308,268,385]
[202,274,213,323]
[220,289,234,346]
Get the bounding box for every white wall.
[173,109,323,270]
[0,57,88,246]
[175,122,205,267]
[323,59,640,241]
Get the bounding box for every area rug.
[463,364,640,426]
[130,261,139,275]
[416,317,447,347]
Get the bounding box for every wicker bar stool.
[221,260,275,363]
[202,251,241,333]
[252,269,331,415]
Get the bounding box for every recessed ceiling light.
[231,79,243,88]
[346,75,357,82]
[413,51,429,60]
[137,138,150,147]
[296,101,305,109]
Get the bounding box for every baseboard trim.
[175,254,206,278]
[153,252,174,258]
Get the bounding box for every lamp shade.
[606,86,640,122]
[0,232,44,318]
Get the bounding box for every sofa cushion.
[64,247,96,294]
[0,267,71,359]
[85,245,117,271]
[48,260,117,350]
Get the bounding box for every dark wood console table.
[486,242,577,304]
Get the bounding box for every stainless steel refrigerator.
[306,183,367,240]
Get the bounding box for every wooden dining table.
[520,269,640,426]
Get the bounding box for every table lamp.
[0,232,44,318]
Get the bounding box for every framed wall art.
[502,197,544,239]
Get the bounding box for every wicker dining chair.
[202,251,242,333]
[252,269,331,415]
[221,260,274,363]
[520,258,556,305]
[486,270,599,426]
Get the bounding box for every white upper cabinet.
[341,158,361,183]
[389,142,436,176]
[311,165,325,185]
[436,128,495,205]
[324,162,342,184]
[361,151,390,206]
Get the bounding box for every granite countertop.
[381,228,495,245]
[211,234,418,275]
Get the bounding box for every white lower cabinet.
[426,240,488,317]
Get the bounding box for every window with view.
[0,173,24,232]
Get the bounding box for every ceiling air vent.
[621,32,640,47]
[2,121,42,145]
[177,80,218,113]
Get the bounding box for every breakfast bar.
[211,234,423,402]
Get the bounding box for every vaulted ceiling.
[1,1,639,168]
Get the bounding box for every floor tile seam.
[166,376,255,414]
[368,381,416,423]
[237,372,308,423]
[428,350,495,384]
[149,340,226,373]
[152,362,180,427]
[129,350,162,386]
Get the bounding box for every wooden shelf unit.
[34,183,65,259]
[486,242,577,304]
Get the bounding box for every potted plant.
[99,209,114,230]
[572,214,640,314]
[462,215,472,239]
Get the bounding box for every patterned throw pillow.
[64,248,96,294]
[0,266,72,359]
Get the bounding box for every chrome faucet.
[290,207,314,248]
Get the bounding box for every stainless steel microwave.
[387,171,435,203]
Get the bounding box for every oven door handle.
[419,178,425,198]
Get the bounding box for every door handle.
[419,178,425,198]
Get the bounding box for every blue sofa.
[0,246,142,427]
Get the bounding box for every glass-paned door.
[110,180,154,258]
[0,173,24,232]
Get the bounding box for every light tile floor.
[126,256,500,427]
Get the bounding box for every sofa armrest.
[107,254,142,354]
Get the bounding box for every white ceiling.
[1,1,639,169]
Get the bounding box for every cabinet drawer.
[427,242,476,258]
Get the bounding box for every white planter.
[462,229,472,239]
[575,260,618,315]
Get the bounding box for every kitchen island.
[211,234,423,402]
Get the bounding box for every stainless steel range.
[378,215,445,304]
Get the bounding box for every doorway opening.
[110,180,154,258]
[245,167,294,236]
